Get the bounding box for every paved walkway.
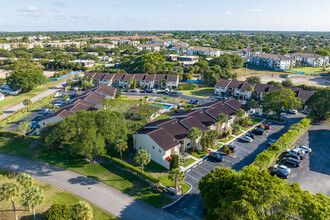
[0,153,177,220]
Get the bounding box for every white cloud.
[250,8,263,13]
[51,0,66,7]
[178,4,183,8]
[27,6,40,12]
[225,11,232,15]
[20,6,43,17]
[248,16,252,20]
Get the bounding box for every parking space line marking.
[198,165,211,173]
[186,169,190,173]
[193,165,197,168]
[190,169,205,177]
[186,173,199,182]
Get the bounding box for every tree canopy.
[305,89,330,119]
[6,69,48,92]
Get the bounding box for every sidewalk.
[181,119,266,172]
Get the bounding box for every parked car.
[295,145,312,153]
[268,139,277,146]
[283,153,300,161]
[273,164,291,174]
[246,131,255,139]
[208,152,223,162]
[240,136,253,143]
[261,113,267,118]
[286,149,306,160]
[254,112,260,117]
[165,88,169,94]
[281,157,300,167]
[29,122,40,129]
[252,127,264,135]
[270,168,289,179]
[32,116,42,122]
[287,110,298,114]
[152,89,157,94]
[219,145,237,153]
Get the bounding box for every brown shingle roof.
[123,74,135,81]
[144,75,155,81]
[148,128,180,151]
[158,119,190,140]
[227,80,243,89]
[297,90,314,100]
[134,74,146,81]
[179,116,208,131]
[240,82,254,91]
[93,72,106,80]
[254,83,270,93]
[188,110,216,127]
[113,74,125,80]
[166,74,179,82]
[82,92,105,105]
[215,79,232,88]
[102,73,115,81]
[155,74,166,81]
[88,84,117,98]
[84,72,96,78]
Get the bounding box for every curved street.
[0,153,177,220]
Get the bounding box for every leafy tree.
[232,123,241,134]
[247,85,254,92]
[0,182,20,220]
[16,121,32,138]
[115,91,121,98]
[22,186,44,220]
[23,99,33,111]
[267,80,283,87]
[200,130,218,151]
[114,139,128,160]
[62,94,70,102]
[134,150,151,174]
[188,127,202,151]
[246,76,261,84]
[282,78,294,87]
[72,201,93,220]
[234,109,245,123]
[239,116,253,127]
[17,173,33,190]
[248,100,258,109]
[262,47,271,53]
[262,89,301,119]
[188,83,199,96]
[170,154,179,170]
[7,69,48,92]
[216,113,228,136]
[315,49,330,56]
[168,168,186,189]
[305,89,330,119]
[45,204,74,220]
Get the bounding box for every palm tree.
[23,99,33,111]
[22,186,44,220]
[62,94,70,102]
[72,201,93,220]
[216,113,228,137]
[188,127,202,151]
[0,182,20,220]
[17,173,33,190]
[168,168,186,189]
[114,139,128,160]
[160,79,168,88]
[234,109,246,123]
[134,150,151,174]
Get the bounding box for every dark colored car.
[246,131,255,139]
[208,152,223,162]
[261,113,267,118]
[219,145,237,153]
[281,157,300,167]
[283,153,300,160]
[254,112,260,117]
[252,127,264,135]
[270,168,289,179]
[32,116,42,122]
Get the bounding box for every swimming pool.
[150,103,173,109]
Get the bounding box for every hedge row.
[0,94,55,127]
[253,117,312,170]
[102,155,159,184]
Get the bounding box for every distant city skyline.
[1,0,330,32]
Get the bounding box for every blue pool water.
[150,103,173,109]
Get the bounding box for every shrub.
[45,204,73,220]
[170,154,179,170]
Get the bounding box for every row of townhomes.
[214,78,314,109]
[38,84,117,129]
[133,99,249,169]
[285,52,329,67]
[85,72,180,89]
[249,53,296,69]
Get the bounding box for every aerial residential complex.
[285,52,329,67]
[249,53,296,69]
[133,98,248,169]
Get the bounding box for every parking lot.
[165,113,305,219]
[287,121,330,197]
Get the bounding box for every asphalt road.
[287,121,330,196]
[0,153,177,220]
[164,113,304,219]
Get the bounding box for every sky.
[0,0,330,32]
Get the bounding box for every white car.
[268,139,277,146]
[240,136,253,142]
[286,149,306,159]
[274,164,291,174]
[295,145,312,153]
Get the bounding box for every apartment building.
[85,73,179,89]
[168,46,188,54]
[187,47,222,57]
[285,52,329,67]
[249,53,296,69]
[90,43,115,50]
[0,44,11,50]
[136,43,162,51]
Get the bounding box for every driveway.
[165,113,304,219]
[0,153,177,220]
[287,121,330,196]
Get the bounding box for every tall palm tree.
[72,201,93,220]
[134,150,151,174]
[168,168,186,189]
[114,139,128,160]
[23,99,33,111]
[234,109,246,123]
[17,173,33,190]
[22,186,44,220]
[188,127,202,151]
[0,182,20,220]
[216,113,228,136]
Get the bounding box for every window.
[159,149,161,153]
[153,146,155,150]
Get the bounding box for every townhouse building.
[38,84,116,129]
[168,46,188,54]
[187,47,223,57]
[136,43,162,51]
[85,73,179,89]
[0,44,11,50]
[133,98,248,169]
[214,79,314,109]
[90,43,115,50]
[249,53,296,69]
[285,52,329,67]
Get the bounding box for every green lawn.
[291,66,328,74]
[179,83,214,97]
[0,169,116,220]
[0,137,175,208]
[189,151,207,159]
[252,117,263,124]
[219,136,235,143]
[158,174,190,194]
[182,158,196,167]
[215,143,223,149]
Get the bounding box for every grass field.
[0,137,189,208]
[291,66,327,74]
[189,150,207,159]
[0,169,116,220]
[182,158,196,167]
[179,82,214,97]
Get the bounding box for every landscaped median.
[252,116,312,170]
